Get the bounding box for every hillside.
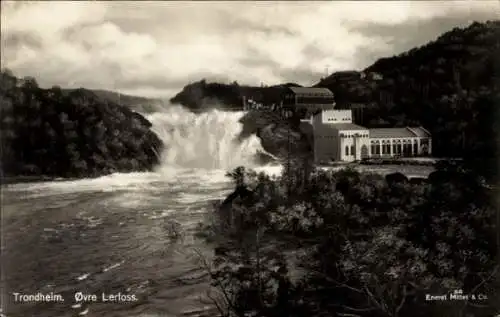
[316,20,500,179]
[170,80,301,111]
[0,71,164,178]
[58,88,162,112]
[171,20,500,179]
[316,21,499,146]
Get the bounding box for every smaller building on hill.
[280,87,336,118]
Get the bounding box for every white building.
[368,127,432,159]
[284,87,432,163]
[302,109,432,163]
[305,109,370,162]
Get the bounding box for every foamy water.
[148,105,267,170]
[2,105,281,317]
[2,105,432,317]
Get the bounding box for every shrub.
[199,162,498,317]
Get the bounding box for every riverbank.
[359,157,462,166]
[199,164,498,317]
[315,162,435,179]
[1,175,66,185]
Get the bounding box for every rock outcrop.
[0,71,164,179]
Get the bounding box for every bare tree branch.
[193,248,242,317]
[459,265,499,315]
[394,285,408,317]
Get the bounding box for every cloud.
[347,2,500,69]
[1,1,498,98]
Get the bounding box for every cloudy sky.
[1,1,498,98]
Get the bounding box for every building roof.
[369,127,431,139]
[289,87,334,96]
[284,104,334,109]
[407,127,431,137]
[331,123,368,131]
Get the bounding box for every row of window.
[371,139,414,144]
[296,97,336,104]
[343,143,423,157]
[370,138,430,145]
[327,117,351,121]
[345,145,355,156]
[340,134,369,138]
[285,93,333,98]
[371,143,418,155]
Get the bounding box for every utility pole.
[497,186,499,266]
[279,108,292,202]
[497,187,500,267]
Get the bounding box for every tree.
[200,163,498,317]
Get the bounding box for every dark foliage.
[0,70,164,178]
[385,172,409,185]
[315,20,500,181]
[199,161,498,317]
[74,89,161,109]
[170,80,301,112]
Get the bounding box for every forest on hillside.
[171,20,500,181]
[316,20,499,166]
[170,80,300,111]
[0,70,163,178]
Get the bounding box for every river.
[2,106,277,317]
[1,106,434,317]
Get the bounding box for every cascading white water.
[7,104,281,198]
[145,104,267,170]
[2,103,274,317]
[1,103,434,317]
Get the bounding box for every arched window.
[345,146,349,156]
[351,145,355,156]
[382,141,388,154]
